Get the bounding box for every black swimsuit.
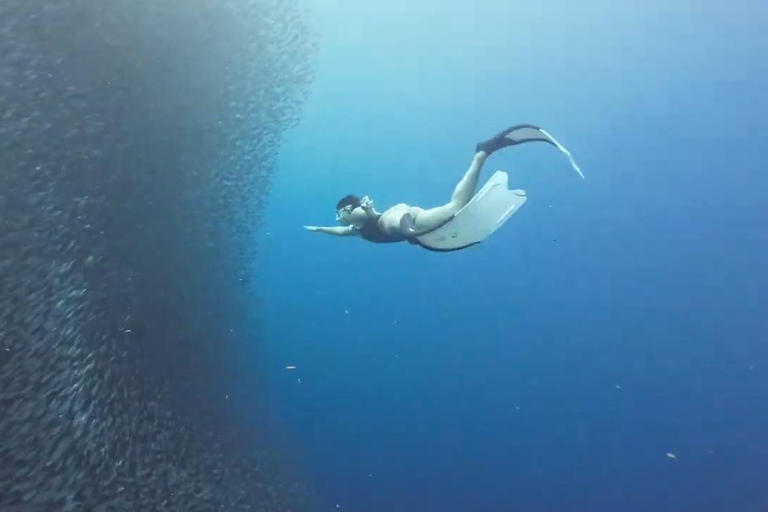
[357,216,407,244]
[356,214,449,250]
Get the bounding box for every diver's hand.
[360,196,374,209]
[304,225,319,232]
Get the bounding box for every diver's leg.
[450,151,488,207]
[405,125,550,235]
[407,151,488,233]
[449,124,533,208]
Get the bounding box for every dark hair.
[336,194,361,211]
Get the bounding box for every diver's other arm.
[304,225,357,236]
[360,196,380,218]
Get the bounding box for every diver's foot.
[475,124,538,155]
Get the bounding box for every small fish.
[666,452,677,460]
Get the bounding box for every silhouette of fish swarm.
[0,0,316,510]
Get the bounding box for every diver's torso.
[358,213,406,244]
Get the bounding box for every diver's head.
[336,194,368,227]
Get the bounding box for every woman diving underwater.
[304,124,583,252]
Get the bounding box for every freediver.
[304,124,583,251]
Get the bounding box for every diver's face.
[336,205,367,227]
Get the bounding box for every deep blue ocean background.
[253,1,768,510]
[1,1,764,510]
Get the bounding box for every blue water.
[256,1,768,510]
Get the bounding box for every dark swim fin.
[475,124,584,179]
[475,124,556,154]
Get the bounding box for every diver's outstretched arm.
[304,225,357,236]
